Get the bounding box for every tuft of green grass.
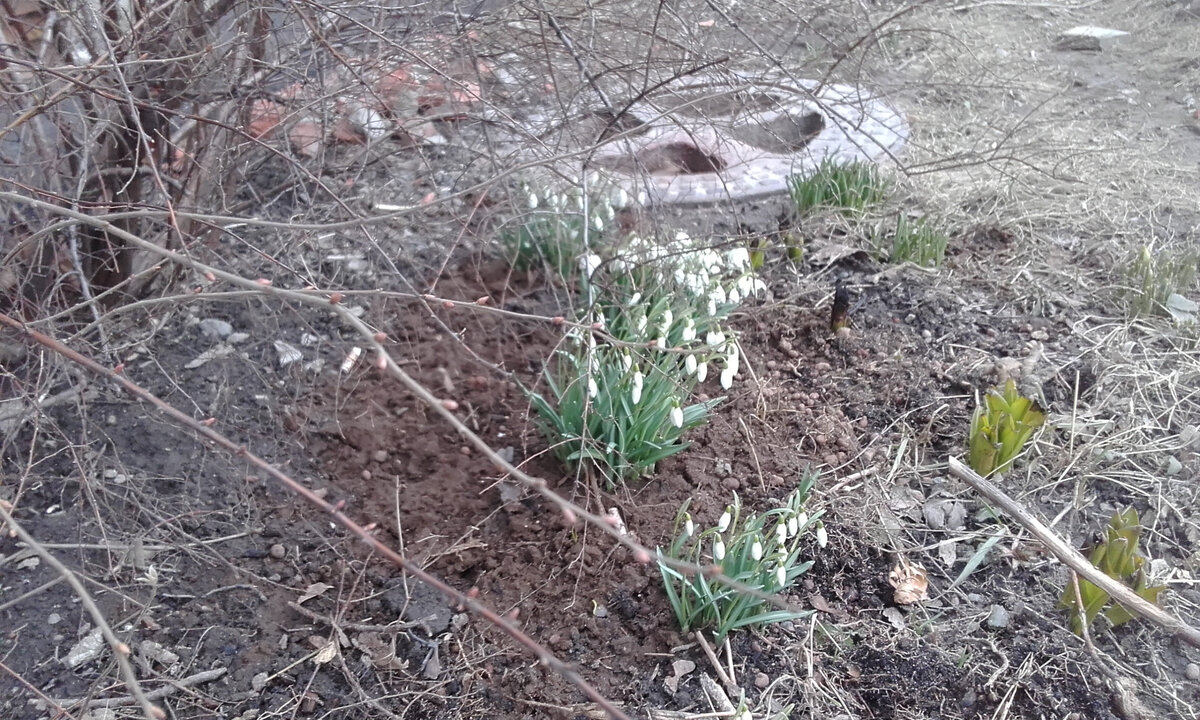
[788,157,887,215]
[657,476,824,643]
[878,215,949,267]
[968,379,1045,477]
[1059,508,1167,636]
[1125,243,1198,318]
[528,340,722,487]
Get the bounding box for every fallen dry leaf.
[297,581,333,605]
[888,557,929,605]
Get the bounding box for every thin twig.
[0,505,159,720]
[0,314,630,720]
[947,456,1200,648]
[51,668,227,708]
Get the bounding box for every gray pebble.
[986,604,1010,629]
[269,544,286,559]
[1186,663,1200,681]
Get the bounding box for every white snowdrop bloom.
[726,247,750,270]
[816,523,828,548]
[713,537,726,561]
[685,515,695,537]
[720,365,735,390]
[660,309,673,333]
[636,312,648,335]
[776,522,787,544]
[657,334,668,350]
[681,318,697,343]
[710,285,727,306]
[706,330,726,351]
[621,352,633,372]
[751,540,763,561]
[569,228,580,241]
[696,361,709,382]
[685,353,698,375]
[587,376,598,399]
[612,187,630,208]
[725,347,739,376]
[707,296,718,318]
[602,201,615,221]
[670,404,684,429]
[717,509,732,533]
[637,190,649,205]
[631,370,644,405]
[527,192,539,210]
[629,292,643,305]
[593,214,604,232]
[674,230,690,242]
[586,170,600,187]
[728,286,741,305]
[787,515,799,538]
[775,565,787,587]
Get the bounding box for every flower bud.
[776,565,787,586]
[717,509,732,533]
[713,538,726,561]
[751,540,763,561]
[631,371,644,405]
[670,404,684,429]
[816,523,828,548]
[685,354,698,375]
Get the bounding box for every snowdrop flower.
[717,508,732,533]
[681,318,697,343]
[751,540,763,561]
[707,296,718,318]
[593,214,604,232]
[629,291,642,306]
[787,515,799,538]
[621,352,633,372]
[705,330,726,351]
[684,514,695,537]
[775,565,787,587]
[636,311,648,335]
[728,286,741,305]
[612,187,630,208]
[776,522,787,544]
[631,369,644,405]
[719,365,735,390]
[528,192,539,210]
[725,346,739,376]
[696,361,708,382]
[710,285,727,306]
[816,523,828,548]
[670,404,684,429]
[587,376,598,399]
[726,247,750,270]
[713,537,726,561]
[674,230,690,242]
[660,309,673,333]
[685,353,698,375]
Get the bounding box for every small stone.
[103,468,117,479]
[47,613,61,625]
[361,469,372,480]
[269,544,286,559]
[986,604,1010,629]
[754,672,770,689]
[1185,663,1200,681]
[106,415,117,425]
[251,672,269,692]
[198,318,234,340]
[227,332,251,344]
[372,450,388,463]
[778,339,793,352]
